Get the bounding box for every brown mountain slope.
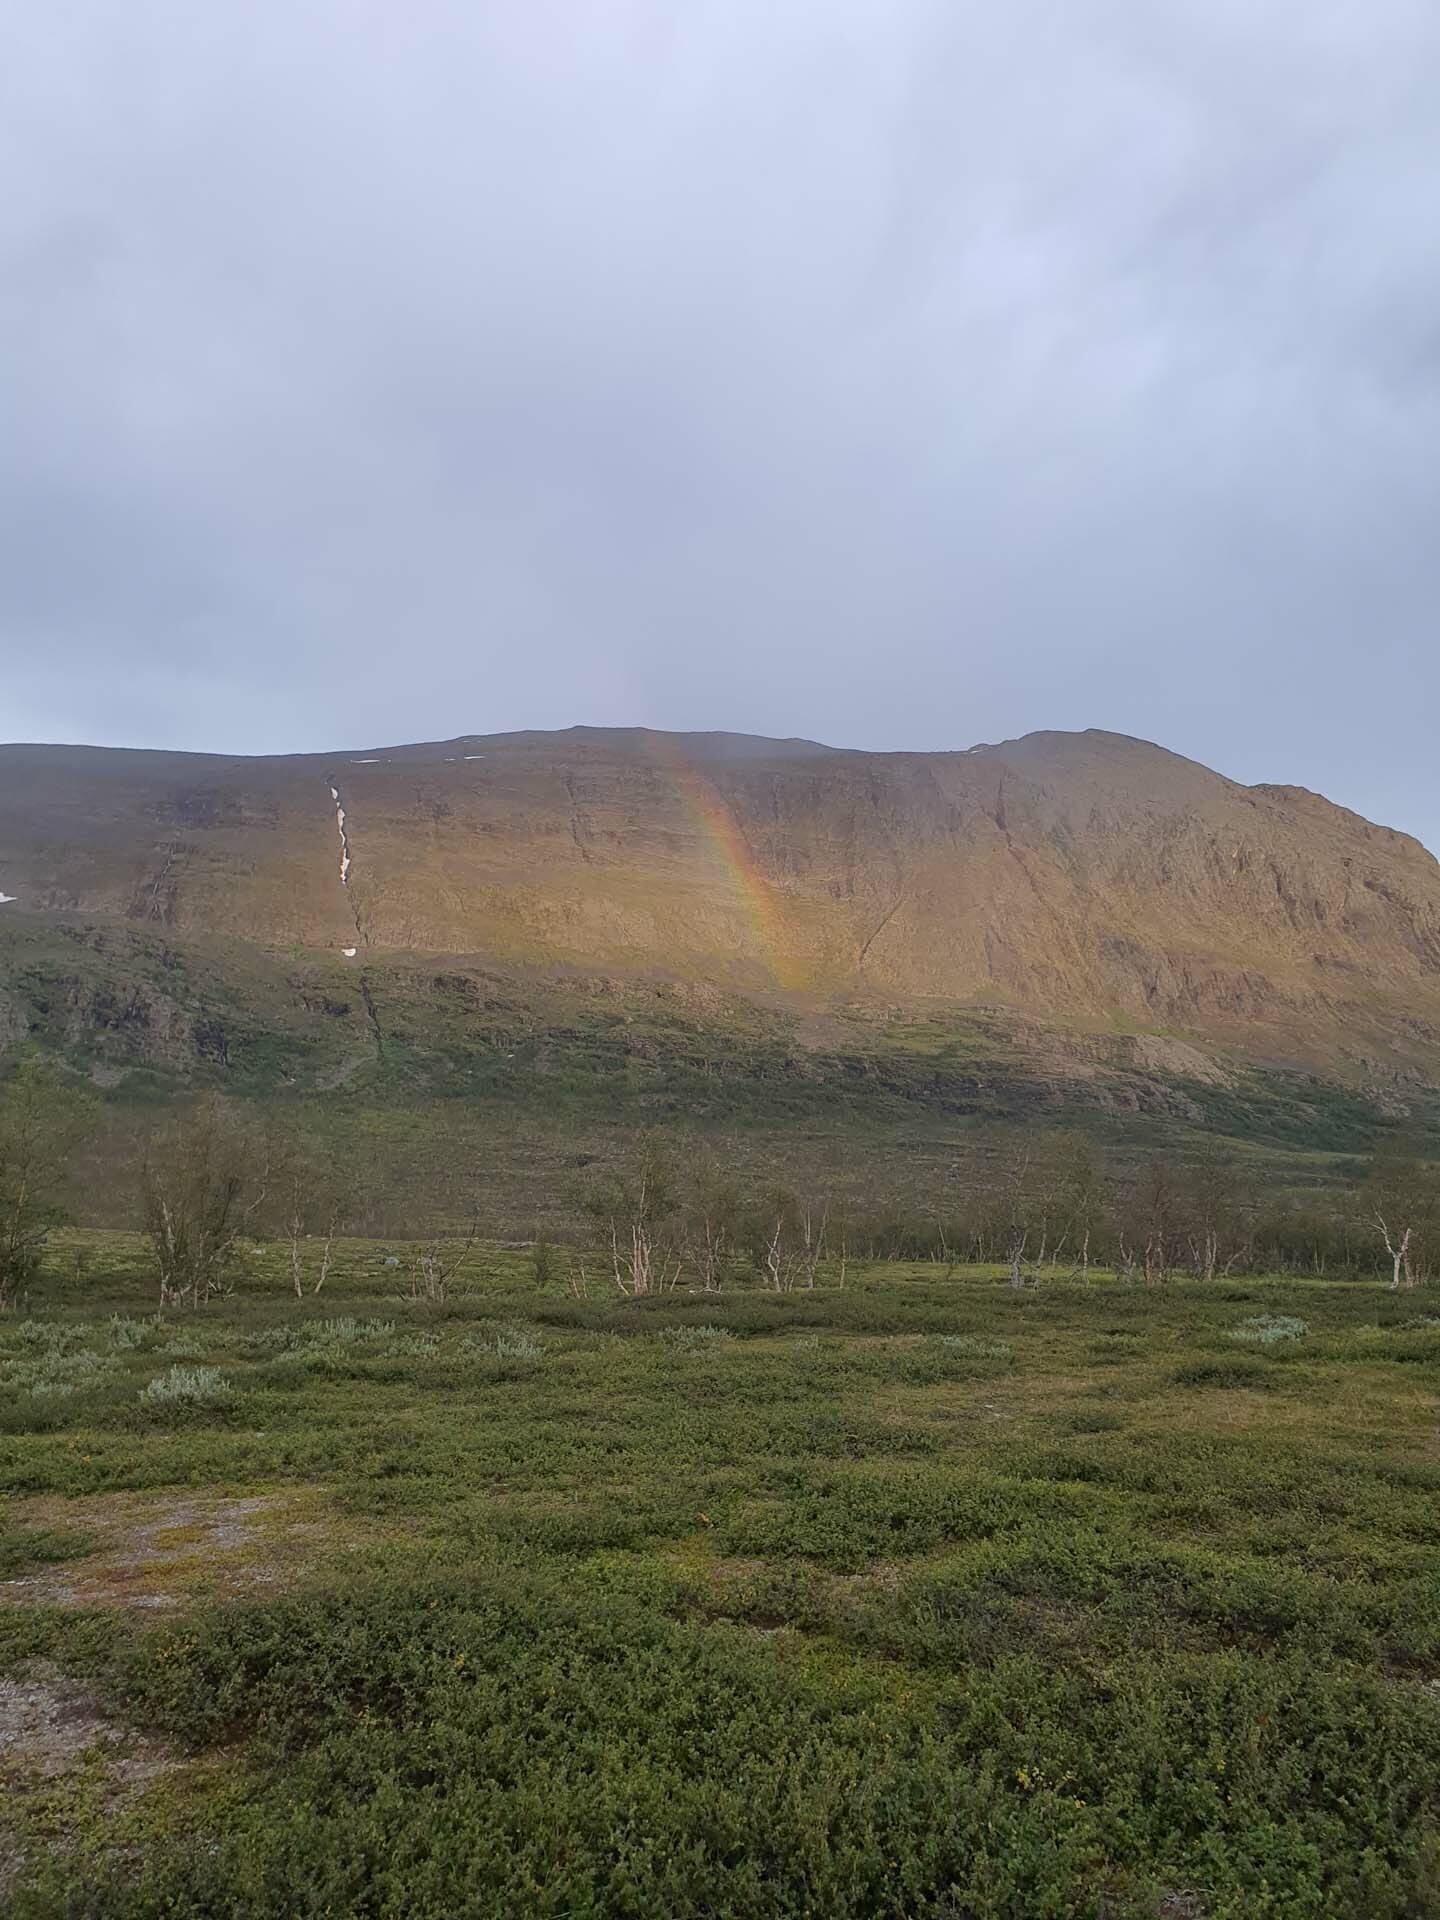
[1,725,1438,1081]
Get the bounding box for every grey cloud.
[2,0,1438,847]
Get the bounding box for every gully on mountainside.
[327,780,366,957]
[327,783,352,887]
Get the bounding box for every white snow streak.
[0,892,15,905]
[342,946,357,958]
[328,784,352,885]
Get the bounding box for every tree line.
[0,1060,1435,1310]
[567,1128,1438,1295]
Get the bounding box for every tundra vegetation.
[0,1084,1437,1917]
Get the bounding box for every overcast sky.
[4,1,1439,847]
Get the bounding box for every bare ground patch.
[0,1663,172,1787]
[0,1485,361,1613]
[0,1661,190,1904]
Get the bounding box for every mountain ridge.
[2,723,1439,1094]
[2,722,1431,863]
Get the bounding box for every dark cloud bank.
[3,1,1438,846]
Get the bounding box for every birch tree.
[1059,1135,1107,1284]
[584,1134,682,1298]
[270,1140,348,1299]
[0,1062,94,1310]
[141,1099,267,1310]
[1364,1136,1432,1290]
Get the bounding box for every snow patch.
[328,784,352,885]
[342,947,357,958]
[352,758,380,765]
[463,754,485,760]
[0,893,15,906]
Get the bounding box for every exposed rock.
[1125,1036,1234,1087]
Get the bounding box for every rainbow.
[650,738,804,991]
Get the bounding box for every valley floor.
[1,1240,1438,1917]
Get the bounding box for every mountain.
[1,726,1436,1223]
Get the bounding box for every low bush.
[5,1248,1439,1917]
[139,1364,232,1408]
[1229,1314,1309,1345]
[658,1324,735,1351]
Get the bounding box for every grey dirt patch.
[0,1487,342,1613]
[0,1662,187,1905]
[0,1663,171,1785]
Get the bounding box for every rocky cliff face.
[2,725,1438,1084]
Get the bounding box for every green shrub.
[1171,1356,1278,1389]
[140,1364,232,1407]
[0,1329,115,1399]
[484,1324,543,1362]
[108,1313,163,1349]
[658,1325,735,1351]
[8,1245,1440,1917]
[1229,1314,1308,1345]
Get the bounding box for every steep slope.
[2,725,1437,1080]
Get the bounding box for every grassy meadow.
[1,1235,1438,1917]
